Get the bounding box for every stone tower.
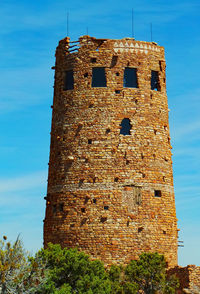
[44,35,178,267]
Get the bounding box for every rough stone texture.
[44,35,178,267]
[169,265,200,293]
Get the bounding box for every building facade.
[44,35,178,267]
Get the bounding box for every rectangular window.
[154,190,161,197]
[92,67,107,87]
[63,70,74,90]
[151,70,160,91]
[123,68,138,88]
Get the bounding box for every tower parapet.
[44,35,177,267]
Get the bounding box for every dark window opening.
[123,68,138,88]
[135,99,138,104]
[84,196,90,204]
[92,67,106,87]
[154,129,157,135]
[153,154,156,160]
[151,70,160,91]
[115,90,121,94]
[75,125,82,137]
[163,230,166,235]
[79,179,84,187]
[81,218,87,226]
[141,153,144,159]
[104,206,109,210]
[116,72,120,76]
[70,224,75,228]
[106,128,111,134]
[163,176,166,182]
[89,103,94,108]
[126,160,130,165]
[120,118,132,135]
[93,199,97,204]
[159,61,162,71]
[111,55,118,67]
[155,190,161,197]
[53,205,57,213]
[84,72,88,78]
[81,208,86,213]
[100,217,107,223]
[127,220,130,227]
[93,177,97,183]
[63,70,74,90]
[138,227,143,233]
[91,58,97,63]
[114,177,119,182]
[59,203,64,212]
[88,139,92,144]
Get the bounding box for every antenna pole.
[67,12,69,36]
[150,23,152,42]
[132,8,134,38]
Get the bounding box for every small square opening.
[91,58,97,63]
[154,190,161,197]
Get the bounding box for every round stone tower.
[44,35,178,267]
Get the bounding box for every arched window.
[120,118,132,135]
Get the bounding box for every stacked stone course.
[169,265,200,293]
[44,35,178,268]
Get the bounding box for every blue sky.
[0,0,200,266]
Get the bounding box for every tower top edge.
[58,35,163,50]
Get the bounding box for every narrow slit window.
[92,67,107,87]
[151,70,160,91]
[59,203,64,212]
[63,70,74,90]
[120,118,132,135]
[123,68,138,88]
[53,205,57,213]
[111,55,118,67]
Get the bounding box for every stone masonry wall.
[44,36,178,267]
[169,265,200,293]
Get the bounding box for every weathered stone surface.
[169,265,200,293]
[44,35,178,268]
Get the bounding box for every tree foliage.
[125,252,179,294]
[0,236,46,294]
[35,243,111,294]
[0,236,179,294]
